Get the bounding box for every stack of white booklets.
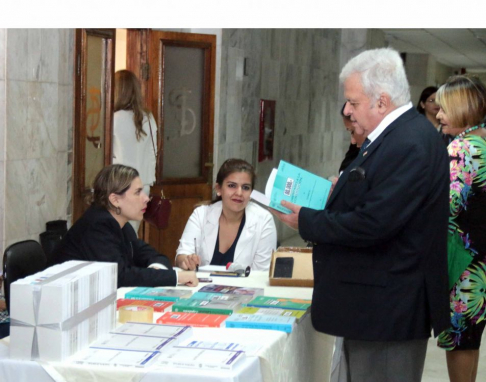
[9,260,117,362]
[156,346,246,370]
[71,322,193,368]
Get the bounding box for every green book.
[245,296,311,311]
[125,287,192,302]
[172,298,242,315]
[237,307,308,322]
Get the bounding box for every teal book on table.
[172,298,242,316]
[125,287,192,302]
[250,160,332,214]
[224,313,297,333]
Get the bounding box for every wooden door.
[140,30,216,264]
[73,29,115,222]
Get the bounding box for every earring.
[115,206,121,215]
[217,193,221,196]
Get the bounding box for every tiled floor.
[423,333,486,381]
[279,234,486,381]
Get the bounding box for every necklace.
[456,123,485,139]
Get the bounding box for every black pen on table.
[194,238,199,272]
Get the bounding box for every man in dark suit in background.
[274,48,450,381]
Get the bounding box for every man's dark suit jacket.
[56,206,176,287]
[300,108,450,341]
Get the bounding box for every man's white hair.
[339,48,410,107]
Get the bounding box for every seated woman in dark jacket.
[56,164,198,288]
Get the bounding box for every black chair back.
[3,240,47,314]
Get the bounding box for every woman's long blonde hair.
[114,70,149,141]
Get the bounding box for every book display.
[1,273,326,382]
[9,261,117,362]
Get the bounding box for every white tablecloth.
[0,271,335,382]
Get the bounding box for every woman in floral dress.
[436,75,486,382]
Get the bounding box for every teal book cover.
[224,313,296,333]
[251,160,332,214]
[172,298,241,315]
[271,160,332,214]
[125,287,192,302]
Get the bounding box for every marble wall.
[0,30,6,259]
[1,29,74,257]
[217,29,380,243]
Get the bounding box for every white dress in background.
[113,110,157,234]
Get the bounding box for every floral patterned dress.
[438,135,486,351]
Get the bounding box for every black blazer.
[300,108,450,341]
[55,206,176,287]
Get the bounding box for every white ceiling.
[381,29,486,73]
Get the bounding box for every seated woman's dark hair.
[417,86,438,114]
[213,159,256,203]
[92,164,139,211]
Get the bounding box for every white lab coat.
[176,201,277,271]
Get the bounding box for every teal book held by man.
[251,160,332,214]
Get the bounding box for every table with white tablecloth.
[0,270,335,382]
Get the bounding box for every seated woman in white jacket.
[176,159,277,271]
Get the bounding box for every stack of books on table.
[9,260,117,361]
[71,322,193,368]
[169,284,265,318]
[224,296,311,333]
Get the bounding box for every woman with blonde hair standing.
[113,70,157,234]
[436,75,486,382]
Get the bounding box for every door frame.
[73,28,116,222]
